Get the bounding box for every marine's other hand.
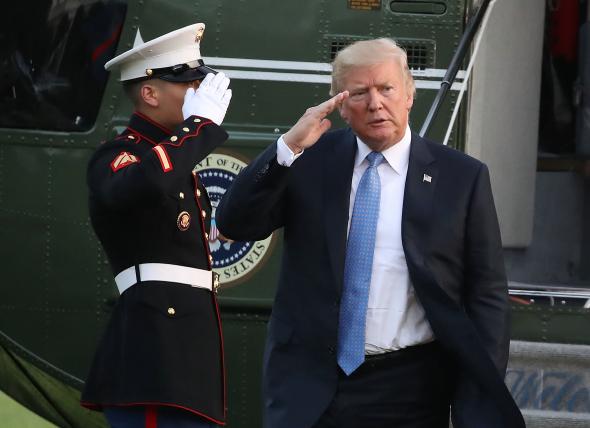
[282,91,349,153]
[182,72,232,125]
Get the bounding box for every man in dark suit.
[216,38,524,428]
[81,23,231,427]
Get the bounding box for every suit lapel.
[400,136,524,426]
[324,130,356,293]
[401,134,438,266]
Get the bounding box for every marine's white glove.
[182,72,232,125]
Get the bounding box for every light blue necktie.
[337,151,384,375]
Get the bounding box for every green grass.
[0,391,57,428]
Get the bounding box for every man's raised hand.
[282,91,349,154]
[182,72,232,125]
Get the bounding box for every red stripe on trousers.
[146,406,157,428]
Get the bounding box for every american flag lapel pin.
[423,173,432,183]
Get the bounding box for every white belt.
[115,263,217,295]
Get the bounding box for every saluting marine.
[81,23,232,428]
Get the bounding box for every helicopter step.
[507,340,590,427]
[522,409,590,428]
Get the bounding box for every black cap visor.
[158,61,218,82]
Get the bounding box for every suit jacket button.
[196,189,201,197]
[167,307,176,316]
[328,346,335,355]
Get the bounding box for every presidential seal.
[194,152,275,288]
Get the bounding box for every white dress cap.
[105,23,212,82]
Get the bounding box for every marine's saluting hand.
[182,72,232,125]
[282,91,349,154]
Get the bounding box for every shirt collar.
[354,124,412,175]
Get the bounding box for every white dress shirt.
[349,126,433,354]
[277,126,434,354]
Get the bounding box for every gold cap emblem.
[177,211,191,231]
[195,27,204,42]
[145,68,153,76]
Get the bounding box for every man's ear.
[140,83,159,108]
[406,92,414,111]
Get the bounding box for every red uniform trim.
[127,117,213,148]
[153,145,173,172]
[212,291,227,420]
[114,131,142,144]
[79,402,226,426]
[146,405,157,428]
[160,120,213,148]
[134,111,174,135]
[127,127,156,146]
[192,172,228,417]
[192,173,212,269]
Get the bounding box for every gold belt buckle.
[212,271,220,293]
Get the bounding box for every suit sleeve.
[464,163,511,374]
[87,116,228,210]
[451,164,513,428]
[216,141,290,241]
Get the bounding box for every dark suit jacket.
[217,129,524,428]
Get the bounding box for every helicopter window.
[0,0,127,132]
[404,42,430,70]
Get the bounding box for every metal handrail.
[508,281,590,309]
[508,281,590,298]
[509,289,590,299]
[419,0,492,138]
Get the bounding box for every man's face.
[154,79,200,129]
[338,60,413,152]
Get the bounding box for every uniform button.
[196,189,201,197]
[170,136,178,142]
[209,255,213,262]
[327,346,335,355]
[182,127,190,132]
[194,118,201,123]
[201,210,206,218]
[167,307,176,316]
[127,135,135,140]
[205,232,209,240]
[179,192,185,199]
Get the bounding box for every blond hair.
[330,38,415,98]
